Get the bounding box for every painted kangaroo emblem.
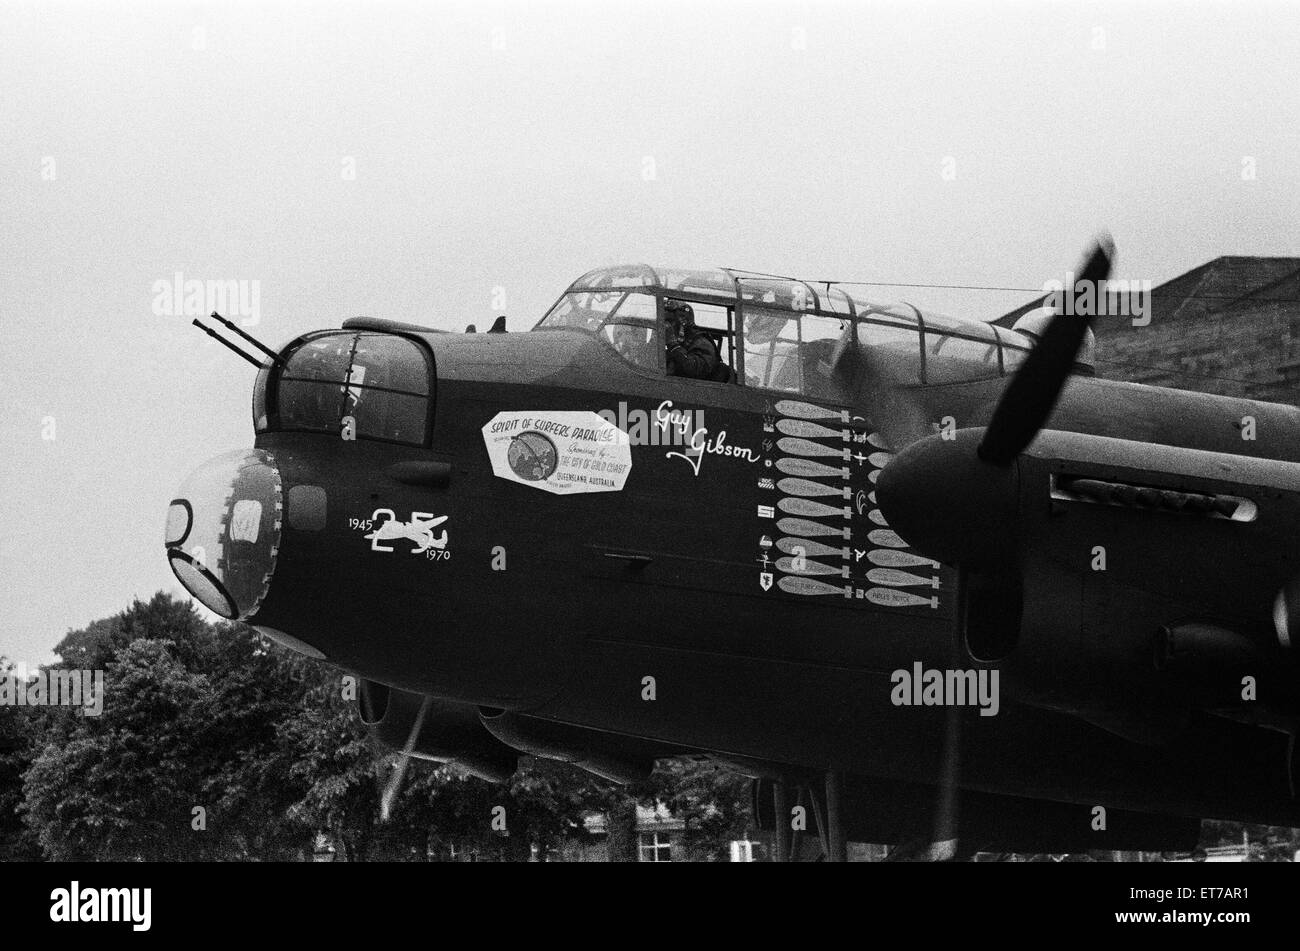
[365,512,449,553]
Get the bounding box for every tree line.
[0,593,753,861]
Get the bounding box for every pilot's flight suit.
[667,329,721,380]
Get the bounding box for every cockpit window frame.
[260,329,437,449]
[533,264,1086,395]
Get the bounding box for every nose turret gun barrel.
[191,311,284,369]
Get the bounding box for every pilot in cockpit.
[664,299,721,380]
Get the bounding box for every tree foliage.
[1,592,737,861]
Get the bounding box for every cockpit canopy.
[533,264,1082,398]
[254,331,433,446]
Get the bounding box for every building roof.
[1156,256,1300,320]
[994,256,1300,330]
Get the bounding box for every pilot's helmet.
[664,299,695,328]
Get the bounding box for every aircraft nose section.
[164,449,283,620]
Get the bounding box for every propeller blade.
[929,685,963,861]
[924,608,971,861]
[976,237,1114,466]
[380,694,431,822]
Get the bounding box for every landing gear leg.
[825,770,847,863]
[808,784,830,860]
[773,779,792,863]
[772,774,847,862]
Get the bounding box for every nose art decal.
[482,411,632,494]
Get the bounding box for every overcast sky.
[3,0,1299,665]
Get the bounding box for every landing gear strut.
[826,770,847,862]
[771,771,848,862]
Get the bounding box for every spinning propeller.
[874,237,1115,859]
[977,237,1114,465]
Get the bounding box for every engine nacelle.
[478,708,653,785]
[882,427,1300,742]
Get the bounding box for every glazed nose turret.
[164,448,283,619]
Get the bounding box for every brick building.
[560,803,693,862]
[997,257,1300,401]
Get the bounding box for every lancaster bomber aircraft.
[167,240,1300,859]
